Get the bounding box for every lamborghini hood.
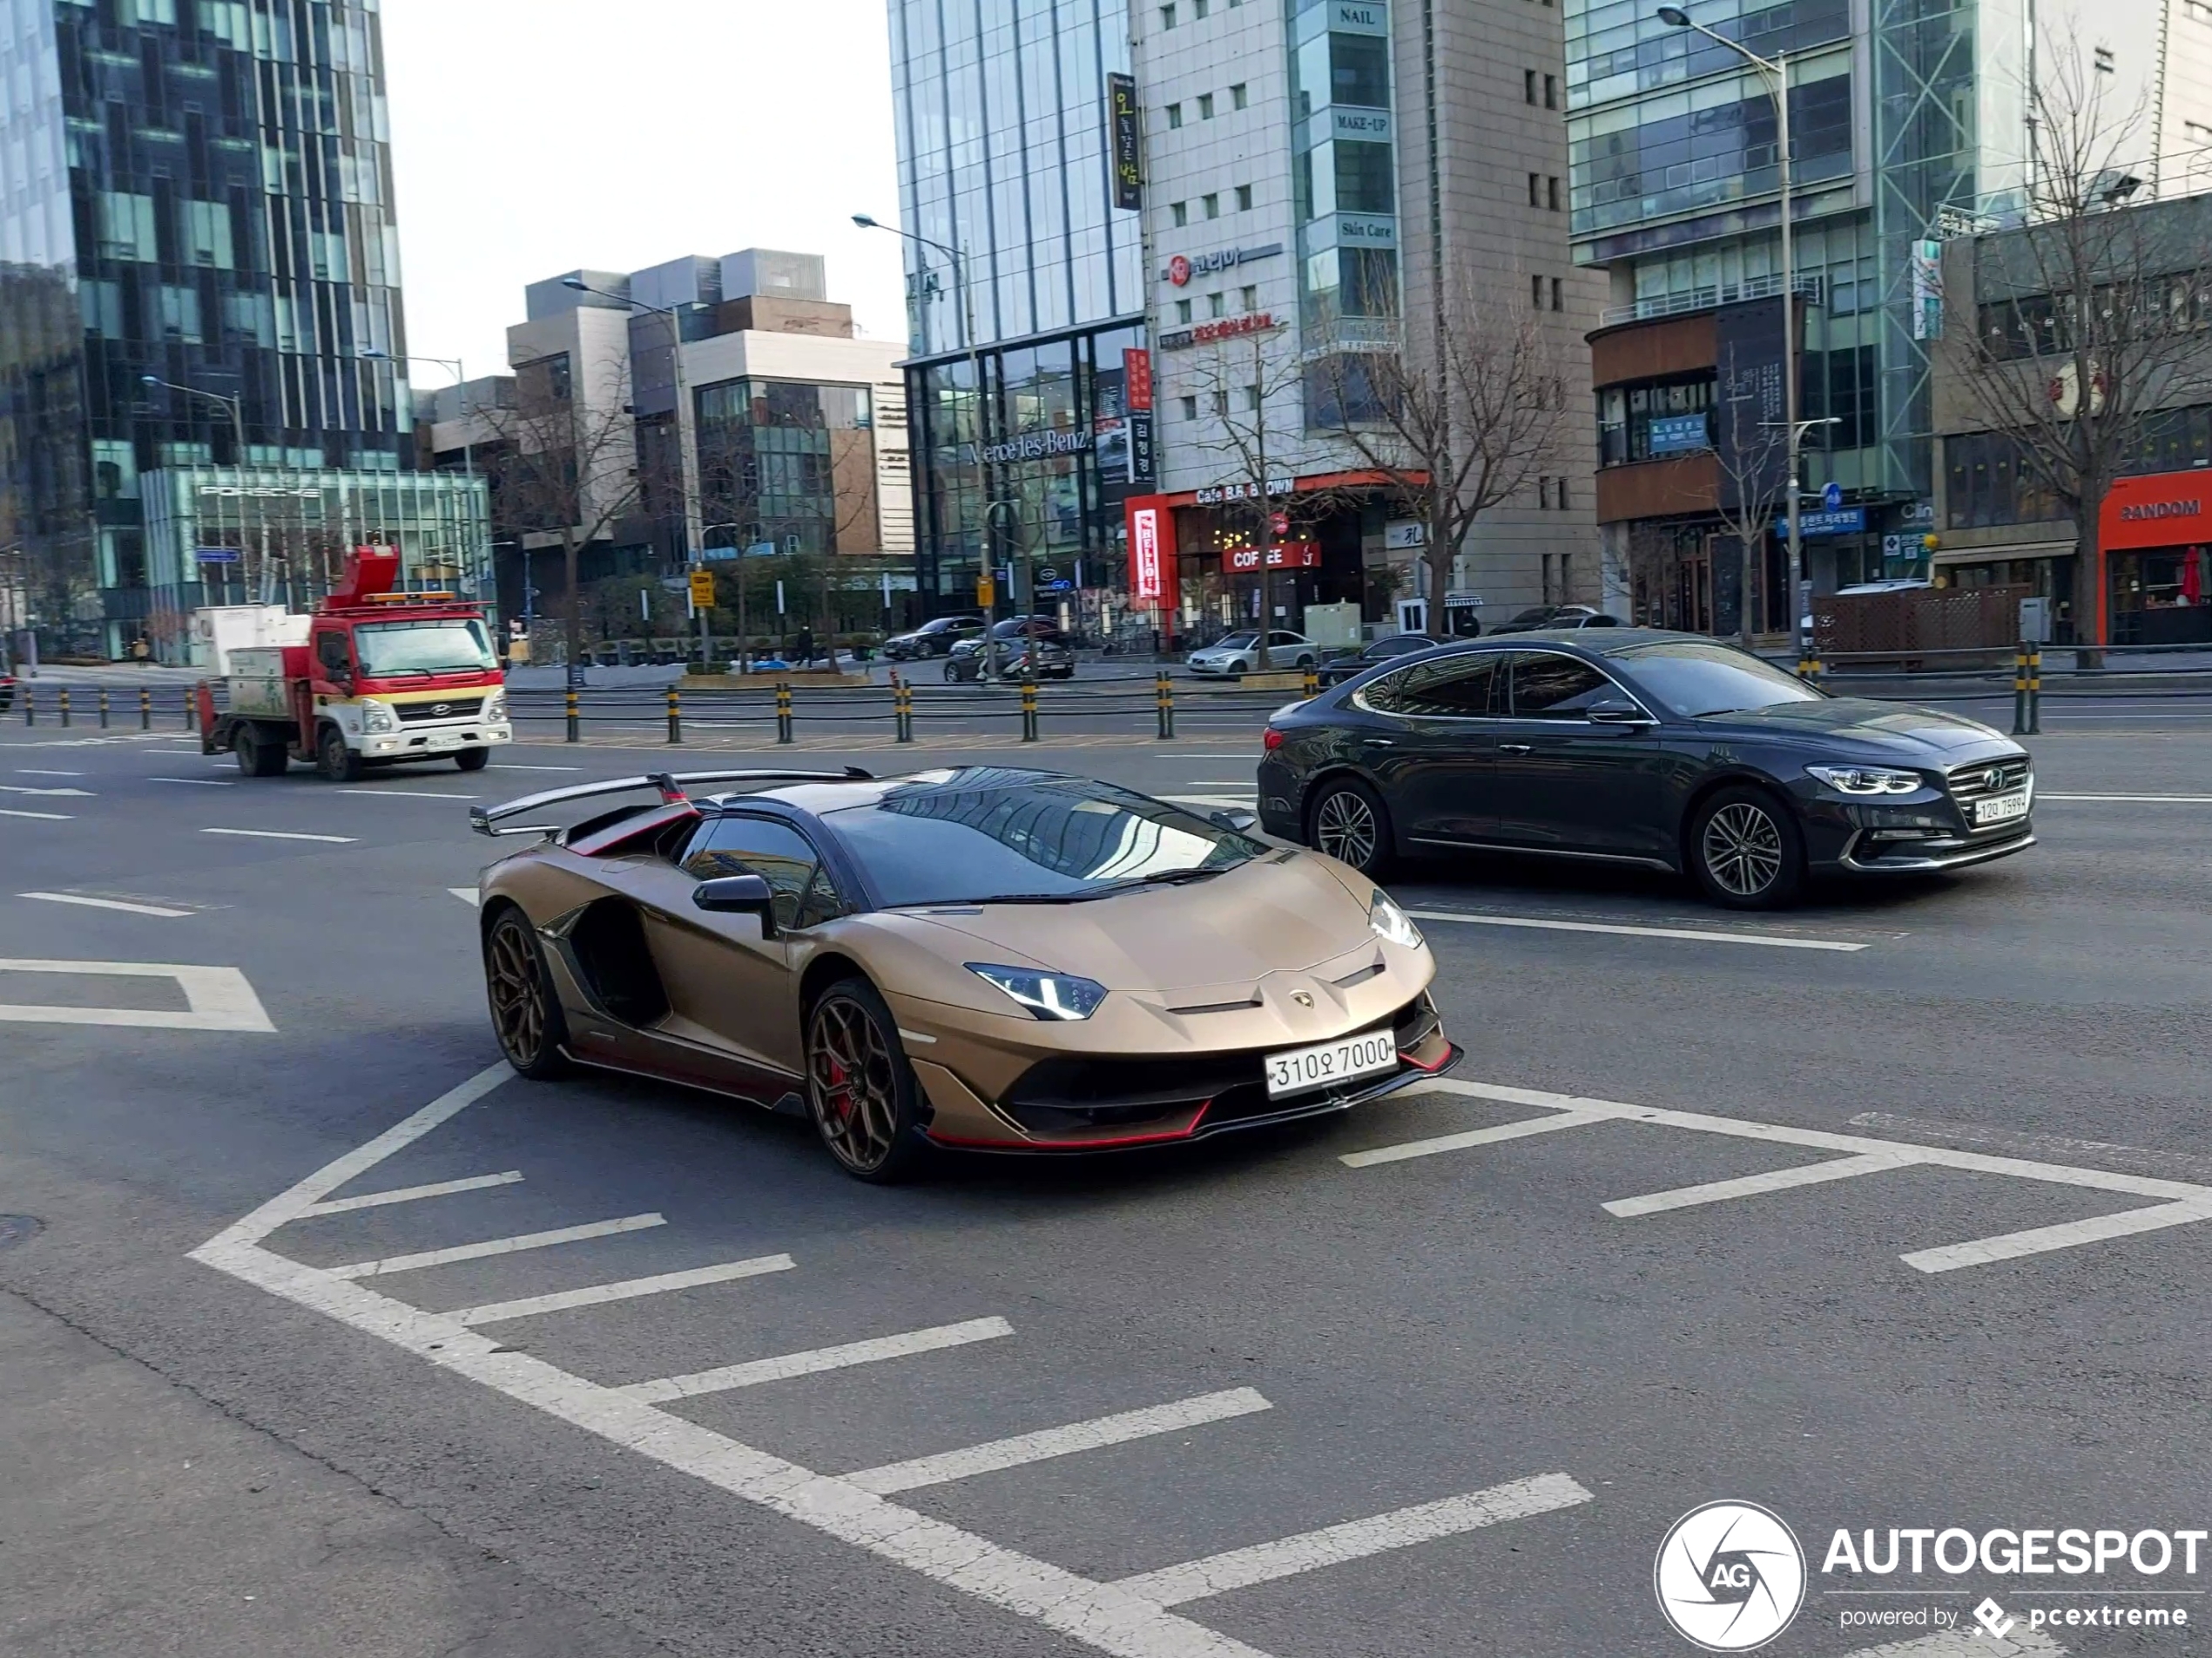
[892,851,1373,992]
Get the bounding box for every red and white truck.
[198,547,512,781]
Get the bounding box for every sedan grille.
[395,698,483,724]
[1946,757,2031,804]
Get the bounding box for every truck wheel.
[455,747,490,772]
[233,725,287,778]
[316,724,363,783]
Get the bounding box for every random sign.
[1107,73,1142,211]
[1125,495,1178,610]
[1160,243,1285,286]
[1157,312,1281,351]
[688,569,717,608]
[1224,541,1321,573]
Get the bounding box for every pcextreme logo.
[1655,1501,1808,1651]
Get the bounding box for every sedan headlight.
[966,963,1109,1021]
[360,700,397,733]
[1368,891,1424,948]
[1807,764,1925,796]
[484,691,507,721]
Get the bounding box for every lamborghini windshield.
[824,769,1263,906]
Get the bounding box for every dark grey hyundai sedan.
[1257,629,2034,908]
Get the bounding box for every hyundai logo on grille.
[1983,767,2005,792]
[432,703,450,717]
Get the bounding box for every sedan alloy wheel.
[1689,787,1803,908]
[1310,778,1393,879]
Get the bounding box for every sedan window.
[1610,639,1824,717]
[1363,655,1501,716]
[681,816,836,930]
[1507,654,1614,718]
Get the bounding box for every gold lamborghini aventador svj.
[471,766,1458,1181]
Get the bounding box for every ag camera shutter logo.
[1655,1501,1807,1650]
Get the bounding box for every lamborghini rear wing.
[469,768,873,838]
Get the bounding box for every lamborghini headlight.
[360,700,397,733]
[1369,891,1424,948]
[1807,764,1923,796]
[966,963,1109,1021]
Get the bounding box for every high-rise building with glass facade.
[885,0,1150,620]
[0,0,415,658]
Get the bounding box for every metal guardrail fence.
[12,681,204,731]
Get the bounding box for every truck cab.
[200,548,513,780]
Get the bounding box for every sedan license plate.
[1264,1028,1398,1098]
[1975,790,2029,826]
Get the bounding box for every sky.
[379,0,911,391]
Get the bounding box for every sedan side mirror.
[1208,807,1260,832]
[693,873,778,936]
[1586,697,1656,726]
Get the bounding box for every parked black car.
[1487,604,1620,635]
[1258,630,2034,907]
[1317,632,1441,688]
[944,623,1076,681]
[883,615,986,660]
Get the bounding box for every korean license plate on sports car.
[1264,1028,1398,1097]
[1975,790,2029,826]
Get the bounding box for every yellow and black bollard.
[776,680,794,745]
[1302,666,1320,699]
[1021,675,1039,742]
[2027,646,2042,736]
[1156,671,1176,740]
[893,673,914,743]
[57,687,71,727]
[22,684,33,725]
[2012,643,2030,735]
[564,685,580,743]
[666,685,682,745]
[139,685,152,730]
[98,687,111,728]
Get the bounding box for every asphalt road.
[3,709,2210,1658]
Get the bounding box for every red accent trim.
[928,1103,1211,1153]
[1396,1042,1457,1075]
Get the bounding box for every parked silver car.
[1186,630,1318,678]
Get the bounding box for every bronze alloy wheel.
[1311,778,1393,879]
[484,909,571,1077]
[1690,786,1803,909]
[806,978,927,1182]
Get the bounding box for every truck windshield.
[354,619,497,676]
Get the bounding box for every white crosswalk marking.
[300,1171,524,1217]
[1604,1151,1918,1217]
[1115,1473,1595,1606]
[621,1317,1015,1403]
[448,1255,795,1325]
[326,1214,664,1278]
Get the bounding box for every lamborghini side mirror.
[693,873,778,935]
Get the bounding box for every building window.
[2094,44,2115,73]
[1172,200,1189,227]
[1209,291,1226,317]
[1548,175,1561,210]
[1160,3,1176,25]
[1551,276,1563,311]
[1211,389,1229,415]
[1241,284,1258,310]
[1524,69,1537,104]
[1193,0,1208,16]
[1537,475,1551,508]
[1177,297,1194,323]
[1557,478,1570,510]
[1231,82,1248,109]
[1167,102,1184,128]
[1244,384,1262,411]
[1530,274,1544,308]
[1543,74,1558,109]
[1528,172,1541,206]
[1180,394,1199,421]
[1198,92,1215,118]
[1203,192,1219,219]
[1236,183,1253,210]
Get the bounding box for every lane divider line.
[299,1171,525,1217]
[448,1254,795,1326]
[337,788,481,800]
[2038,792,2212,803]
[0,783,92,796]
[202,827,357,844]
[1339,1109,1613,1168]
[1113,1472,1595,1607]
[326,1212,665,1279]
[842,1388,1271,1496]
[1408,909,1868,952]
[1602,1151,1919,1217]
[449,887,480,906]
[17,891,192,918]
[0,807,72,820]
[1899,1200,2212,1274]
[621,1317,1015,1404]
[149,776,236,786]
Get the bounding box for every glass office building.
[887,0,1148,610]
[0,0,415,659]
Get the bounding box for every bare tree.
[1315,275,1567,638]
[480,353,644,680]
[1184,329,1362,664]
[1946,44,2212,651]
[1707,418,1791,646]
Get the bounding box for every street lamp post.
[852,214,1011,642]
[1656,6,1807,652]
[143,374,250,604]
